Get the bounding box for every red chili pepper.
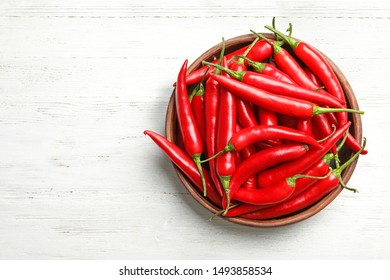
[232,125,320,150]
[183,38,278,85]
[258,108,278,126]
[252,31,324,91]
[303,66,323,88]
[236,99,258,128]
[203,63,345,109]
[206,73,362,119]
[238,55,296,84]
[296,118,314,137]
[204,40,226,197]
[224,158,330,217]
[228,40,259,129]
[233,178,295,206]
[201,125,320,162]
[312,113,337,153]
[143,130,222,207]
[265,25,367,155]
[190,84,207,156]
[257,121,351,188]
[266,26,345,102]
[175,60,207,196]
[227,143,309,207]
[215,57,237,211]
[239,144,258,190]
[243,138,365,219]
[175,60,207,195]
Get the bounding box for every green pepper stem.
[236,37,260,65]
[337,130,349,153]
[214,37,225,75]
[339,137,367,173]
[188,66,209,101]
[264,24,300,49]
[193,154,207,196]
[220,176,231,215]
[333,137,367,193]
[200,142,235,163]
[317,124,337,143]
[313,105,364,116]
[202,61,244,81]
[287,170,332,187]
[235,55,266,73]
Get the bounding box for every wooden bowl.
[165,33,363,227]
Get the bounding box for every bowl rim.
[165,33,362,227]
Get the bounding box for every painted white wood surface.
[0,0,389,259]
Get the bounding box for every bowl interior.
[165,33,362,227]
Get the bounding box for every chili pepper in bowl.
[215,57,237,212]
[203,62,345,108]
[264,25,367,155]
[183,38,281,85]
[144,130,222,207]
[226,143,309,208]
[175,59,207,196]
[257,121,351,188]
[242,138,366,220]
[206,73,363,119]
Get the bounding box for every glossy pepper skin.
[227,143,309,206]
[242,174,340,219]
[203,62,345,109]
[242,137,367,220]
[184,39,276,85]
[264,25,367,155]
[224,159,330,217]
[215,57,237,209]
[144,130,221,207]
[257,121,351,188]
[225,125,321,152]
[175,59,207,195]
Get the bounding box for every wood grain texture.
[0,0,389,259]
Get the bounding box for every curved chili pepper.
[265,25,367,155]
[204,41,226,197]
[143,130,221,207]
[206,73,362,119]
[232,178,296,206]
[175,60,207,195]
[229,125,320,150]
[202,125,320,163]
[227,143,309,207]
[204,62,345,109]
[237,55,295,84]
[252,30,322,91]
[184,38,278,85]
[224,158,330,217]
[236,99,258,128]
[243,174,339,219]
[257,121,351,188]
[215,57,237,211]
[243,138,366,219]
[266,26,345,102]
[303,66,323,88]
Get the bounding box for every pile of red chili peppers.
[144,20,367,221]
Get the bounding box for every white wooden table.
[0,0,389,259]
